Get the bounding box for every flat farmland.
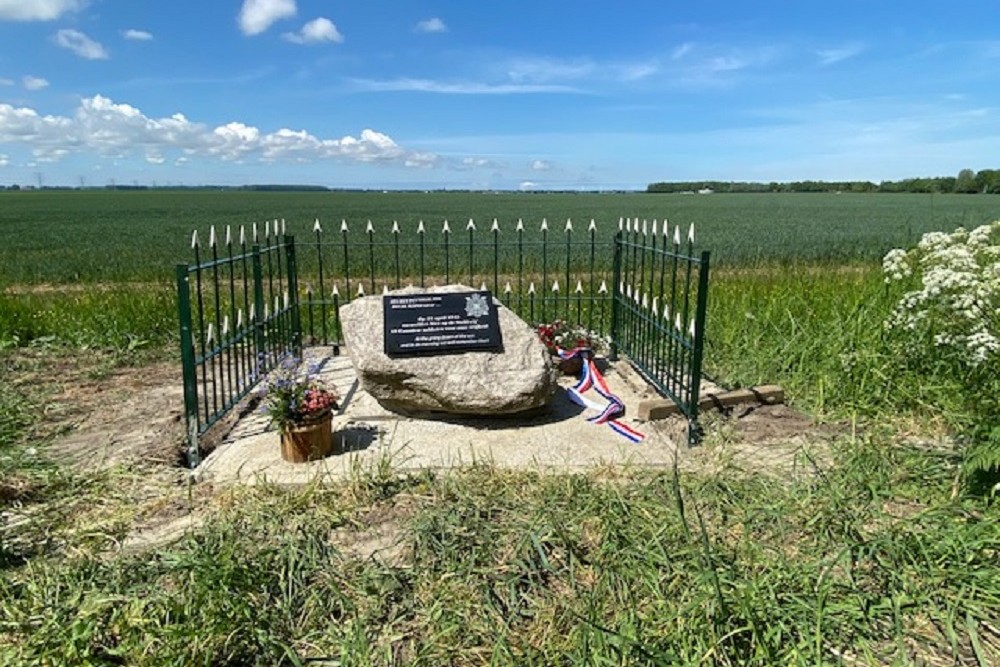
[1,190,999,285]
[3,195,999,667]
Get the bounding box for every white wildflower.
[918,231,950,252]
[967,221,998,248]
[882,248,911,283]
[933,333,954,347]
[885,220,1000,367]
[966,330,999,365]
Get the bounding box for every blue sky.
[2,0,1000,190]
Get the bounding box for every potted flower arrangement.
[535,320,607,374]
[258,356,340,462]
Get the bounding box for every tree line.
[647,169,1000,194]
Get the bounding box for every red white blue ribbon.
[559,347,645,443]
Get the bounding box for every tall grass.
[0,286,177,350]
[1,447,996,665]
[705,266,926,418]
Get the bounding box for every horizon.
[2,1,1000,190]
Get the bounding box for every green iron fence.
[176,221,301,466]
[177,216,710,465]
[610,218,711,444]
[295,217,615,347]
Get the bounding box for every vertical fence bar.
[240,226,251,387]
[252,244,266,368]
[655,221,669,383]
[367,221,376,293]
[264,223,276,341]
[529,282,536,324]
[467,218,475,286]
[314,220,328,344]
[392,221,401,289]
[443,220,451,284]
[209,228,224,414]
[492,218,500,296]
[176,264,200,467]
[305,284,315,345]
[667,227,681,398]
[517,219,524,317]
[609,230,622,361]
[192,235,211,424]
[418,221,426,288]
[331,285,342,354]
[588,220,596,334]
[285,234,302,356]
[341,220,352,303]
[564,219,572,321]
[225,227,239,403]
[541,219,549,323]
[688,251,711,444]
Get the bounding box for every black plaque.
[384,290,503,357]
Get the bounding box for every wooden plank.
[637,385,784,421]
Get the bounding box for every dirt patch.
[688,402,842,477]
[6,349,186,469]
[48,363,186,469]
[330,495,423,566]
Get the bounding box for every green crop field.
[2,190,999,285]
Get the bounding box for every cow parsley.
[883,221,1000,367]
[884,221,1000,491]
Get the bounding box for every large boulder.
[339,285,557,415]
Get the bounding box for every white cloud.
[0,154,8,166]
[350,77,577,95]
[415,17,447,34]
[55,29,109,59]
[282,17,342,44]
[0,78,13,86]
[23,75,49,90]
[238,0,296,36]
[705,56,745,72]
[672,42,694,60]
[506,57,595,84]
[518,181,539,190]
[121,29,153,41]
[531,159,551,171]
[619,62,658,81]
[816,42,865,65]
[0,0,84,21]
[0,94,438,169]
[457,156,503,170]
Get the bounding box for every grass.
[706,266,901,416]
[1,441,997,665]
[2,191,998,662]
[0,286,177,351]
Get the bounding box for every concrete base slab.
[195,347,685,485]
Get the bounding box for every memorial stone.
[340,285,556,415]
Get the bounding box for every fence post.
[609,230,622,361]
[252,244,266,364]
[687,250,711,444]
[176,264,201,467]
[284,235,302,356]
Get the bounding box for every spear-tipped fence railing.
[176,221,300,466]
[177,215,710,465]
[610,217,710,444]
[296,217,614,348]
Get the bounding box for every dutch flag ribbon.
[559,347,645,443]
